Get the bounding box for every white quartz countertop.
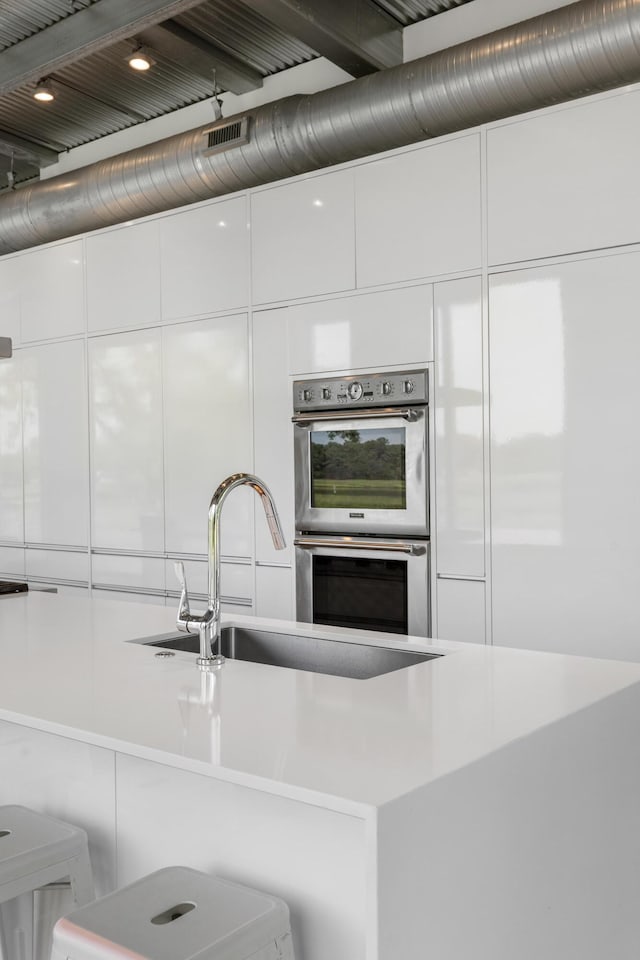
[1,593,639,815]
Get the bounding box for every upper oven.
[293,369,429,538]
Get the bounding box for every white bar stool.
[0,805,94,960]
[52,865,295,960]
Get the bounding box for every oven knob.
[322,387,331,401]
[381,381,392,396]
[403,379,415,395]
[347,381,363,401]
[302,388,313,402]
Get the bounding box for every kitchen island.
[1,592,639,959]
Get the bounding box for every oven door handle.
[294,537,426,556]
[292,406,423,424]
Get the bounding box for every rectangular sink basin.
[131,625,439,680]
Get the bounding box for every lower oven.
[294,534,430,637]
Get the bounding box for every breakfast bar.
[1,592,639,959]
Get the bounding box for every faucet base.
[197,654,225,670]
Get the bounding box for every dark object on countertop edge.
[0,580,28,594]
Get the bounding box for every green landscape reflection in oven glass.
[310,428,406,509]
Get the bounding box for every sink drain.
[154,650,175,658]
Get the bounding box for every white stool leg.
[0,892,34,960]
[69,850,94,907]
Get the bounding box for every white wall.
[2,80,640,659]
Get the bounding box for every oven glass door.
[294,410,428,536]
[295,537,430,637]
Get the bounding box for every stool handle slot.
[151,901,196,925]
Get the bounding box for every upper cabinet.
[0,349,23,542]
[251,170,356,305]
[22,340,89,546]
[355,135,482,288]
[434,277,484,578]
[487,89,640,265]
[88,328,165,552]
[286,284,434,376]
[19,240,84,342]
[160,197,250,321]
[0,257,21,345]
[162,313,252,559]
[86,221,161,332]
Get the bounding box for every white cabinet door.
[22,340,89,546]
[251,170,355,305]
[0,348,23,542]
[86,220,161,332]
[164,558,253,605]
[89,329,164,552]
[286,284,433,376]
[489,251,640,661]
[255,565,294,621]
[92,554,165,593]
[487,89,640,265]
[436,578,485,644]
[26,548,89,584]
[434,277,484,577]
[19,240,84,341]
[163,314,252,558]
[160,197,250,321]
[0,546,24,577]
[0,256,21,344]
[355,135,482,288]
[252,307,294,564]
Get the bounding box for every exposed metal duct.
[1,0,639,255]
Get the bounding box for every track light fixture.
[33,79,55,102]
[126,47,155,71]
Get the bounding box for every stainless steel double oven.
[293,369,430,636]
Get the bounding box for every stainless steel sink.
[130,625,439,679]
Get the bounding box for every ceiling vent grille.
[202,117,250,155]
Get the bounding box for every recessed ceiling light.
[126,48,155,71]
[33,79,55,102]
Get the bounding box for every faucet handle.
[174,561,191,621]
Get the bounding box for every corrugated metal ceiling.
[0,0,476,188]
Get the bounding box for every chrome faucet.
[174,473,286,669]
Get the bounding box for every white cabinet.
[355,135,482,287]
[252,307,294,564]
[0,546,24,577]
[86,221,161,332]
[255,565,294,621]
[89,329,165,552]
[286,284,433,376]
[436,578,485,644]
[0,348,23,542]
[162,314,252,558]
[0,256,21,344]
[160,197,250,321]
[434,277,484,577]
[489,251,640,661]
[19,240,84,341]
[164,558,252,604]
[92,554,165,593]
[487,89,640,265]
[25,548,89,584]
[251,170,356,304]
[22,340,89,546]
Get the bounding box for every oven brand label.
[349,512,365,518]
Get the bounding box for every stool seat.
[52,865,294,960]
[0,805,93,960]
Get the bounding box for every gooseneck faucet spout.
[175,473,286,669]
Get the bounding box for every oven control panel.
[293,369,428,412]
